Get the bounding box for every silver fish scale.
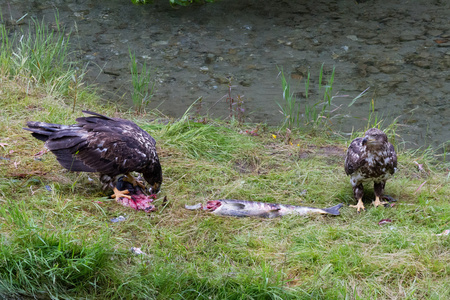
[212,199,340,218]
[185,200,342,218]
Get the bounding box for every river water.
[2,0,449,150]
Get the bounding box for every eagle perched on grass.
[345,128,397,212]
[24,111,162,199]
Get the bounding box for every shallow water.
[2,0,449,149]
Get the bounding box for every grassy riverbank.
[1,74,450,299]
[1,20,449,300]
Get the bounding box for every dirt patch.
[234,160,257,174]
[299,145,346,160]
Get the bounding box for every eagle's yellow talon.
[124,174,146,189]
[111,187,131,199]
[135,180,146,189]
[373,196,388,208]
[349,198,365,213]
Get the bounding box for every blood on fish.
[378,219,392,225]
[206,200,222,210]
[115,176,157,213]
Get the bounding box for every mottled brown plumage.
[24,111,162,198]
[345,128,397,212]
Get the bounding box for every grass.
[129,49,156,114]
[277,64,339,130]
[5,15,82,96]
[1,14,450,300]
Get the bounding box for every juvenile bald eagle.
[344,128,397,212]
[24,111,162,199]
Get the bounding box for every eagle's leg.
[373,181,388,208]
[349,198,365,213]
[111,187,131,199]
[123,173,146,189]
[349,183,365,212]
[373,196,388,208]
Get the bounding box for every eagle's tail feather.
[23,129,51,142]
[25,121,72,131]
[23,121,67,142]
[24,121,95,172]
[24,121,87,151]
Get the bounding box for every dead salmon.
[185,199,343,218]
[114,176,157,213]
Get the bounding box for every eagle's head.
[362,128,388,150]
[143,161,163,194]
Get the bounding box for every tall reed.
[129,50,155,114]
[277,64,337,130]
[277,67,301,129]
[305,63,335,126]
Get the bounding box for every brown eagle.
[344,128,397,212]
[24,111,162,199]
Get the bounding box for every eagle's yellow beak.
[363,136,379,147]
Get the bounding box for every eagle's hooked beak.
[149,182,161,194]
[362,137,368,146]
[362,135,379,147]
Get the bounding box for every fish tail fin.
[322,203,343,216]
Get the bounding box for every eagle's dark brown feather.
[24,111,162,194]
[344,128,397,212]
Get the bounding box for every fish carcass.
[185,199,343,218]
[114,176,157,213]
